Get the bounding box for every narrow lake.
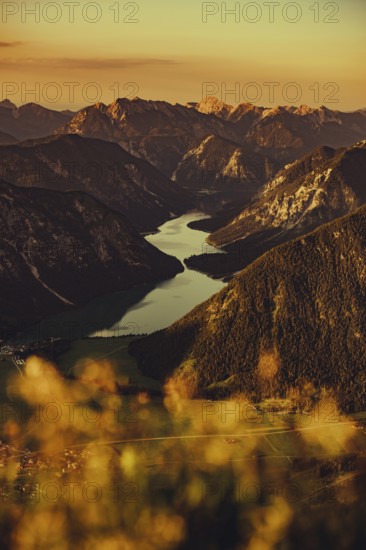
[21,212,226,342]
[96,211,226,336]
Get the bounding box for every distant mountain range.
[0,180,182,332]
[191,97,366,154]
[1,96,366,195]
[131,204,366,412]
[57,98,231,178]
[57,97,366,182]
[0,100,75,141]
[0,134,192,231]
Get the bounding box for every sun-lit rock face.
[193,96,234,119]
[173,134,277,189]
[209,142,366,247]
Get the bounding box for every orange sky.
[0,0,365,110]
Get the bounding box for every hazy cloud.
[0,57,181,70]
[0,41,22,48]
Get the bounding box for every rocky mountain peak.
[295,104,317,116]
[0,99,16,110]
[195,96,233,118]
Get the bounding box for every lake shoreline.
[14,211,226,346]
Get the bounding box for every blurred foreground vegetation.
[1,341,366,549]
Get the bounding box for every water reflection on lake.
[96,212,226,336]
[20,212,226,343]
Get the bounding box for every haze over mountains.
[0,99,75,141]
[131,204,366,412]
